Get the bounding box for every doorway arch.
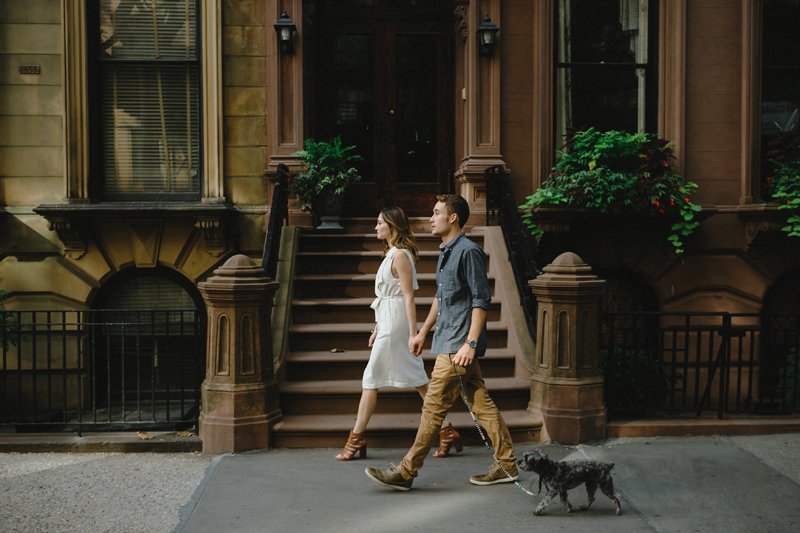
[88,267,205,429]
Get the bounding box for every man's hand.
[451,343,475,367]
[410,332,426,357]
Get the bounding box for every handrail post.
[528,252,607,444]
[718,313,731,419]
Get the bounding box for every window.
[760,0,800,198]
[93,0,201,199]
[555,0,658,145]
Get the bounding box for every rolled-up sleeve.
[463,248,491,310]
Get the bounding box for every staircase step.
[278,377,531,416]
[288,321,508,352]
[299,232,484,252]
[291,297,502,324]
[295,250,444,275]
[271,410,543,448]
[285,349,518,381]
[293,273,495,298]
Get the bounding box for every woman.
[335,206,461,460]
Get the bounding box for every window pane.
[557,0,647,64]
[761,1,800,197]
[557,66,645,141]
[395,34,438,184]
[556,0,654,140]
[102,63,200,195]
[100,0,197,59]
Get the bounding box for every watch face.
[468,339,477,349]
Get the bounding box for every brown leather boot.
[335,431,367,461]
[433,423,463,458]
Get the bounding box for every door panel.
[315,12,451,216]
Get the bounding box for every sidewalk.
[178,433,800,533]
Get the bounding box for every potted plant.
[291,136,364,231]
[520,128,702,255]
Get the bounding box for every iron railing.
[602,311,800,418]
[485,165,541,340]
[0,309,203,433]
[262,163,290,279]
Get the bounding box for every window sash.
[96,0,201,199]
[555,0,655,140]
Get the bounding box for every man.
[365,194,518,491]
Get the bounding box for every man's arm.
[410,297,437,356]
[451,307,486,366]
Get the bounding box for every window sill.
[34,202,235,259]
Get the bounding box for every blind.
[99,0,200,196]
[106,276,195,310]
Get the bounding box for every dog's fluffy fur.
[518,450,622,516]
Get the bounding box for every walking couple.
[335,194,518,491]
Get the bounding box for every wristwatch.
[466,338,478,349]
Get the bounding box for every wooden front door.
[313,7,453,216]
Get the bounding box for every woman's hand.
[368,329,377,348]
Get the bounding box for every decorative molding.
[62,1,89,201]
[202,0,225,202]
[740,0,762,205]
[194,217,226,257]
[531,0,555,188]
[454,3,469,42]
[34,202,233,259]
[46,218,87,259]
[658,0,687,171]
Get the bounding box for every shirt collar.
[440,231,465,251]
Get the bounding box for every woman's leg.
[353,388,378,434]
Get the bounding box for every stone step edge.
[272,409,542,433]
[290,320,508,334]
[287,348,517,363]
[294,272,496,282]
[607,416,800,438]
[292,297,502,307]
[280,377,530,395]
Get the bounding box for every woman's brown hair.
[380,206,418,263]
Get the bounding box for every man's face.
[430,201,454,236]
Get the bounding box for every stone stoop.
[271,218,542,449]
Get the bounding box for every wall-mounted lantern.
[476,15,499,57]
[274,11,297,54]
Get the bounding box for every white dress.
[362,247,429,389]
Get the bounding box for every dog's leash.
[450,358,538,498]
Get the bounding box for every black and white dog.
[518,450,622,516]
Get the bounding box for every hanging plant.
[520,128,702,255]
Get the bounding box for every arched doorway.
[306,0,455,215]
[89,268,205,429]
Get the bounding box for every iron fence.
[485,165,541,340]
[602,311,800,418]
[0,309,203,433]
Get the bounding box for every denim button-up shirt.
[430,233,491,357]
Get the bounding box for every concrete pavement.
[177,433,800,533]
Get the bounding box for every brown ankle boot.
[433,423,463,458]
[335,431,367,461]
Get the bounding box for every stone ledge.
[0,431,202,453]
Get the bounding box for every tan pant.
[398,354,516,479]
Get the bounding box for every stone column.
[528,252,607,444]
[198,255,281,454]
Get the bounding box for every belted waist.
[371,295,403,311]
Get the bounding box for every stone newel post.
[528,252,607,444]
[198,254,281,454]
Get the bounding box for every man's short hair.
[436,194,470,228]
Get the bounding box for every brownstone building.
[1,1,798,443]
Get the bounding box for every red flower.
[652,199,660,207]
[684,197,690,204]
[670,198,676,207]
[658,208,666,215]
